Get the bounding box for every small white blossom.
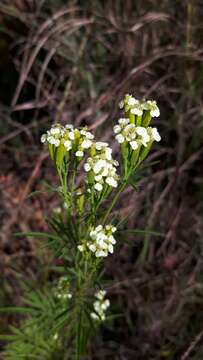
[78,244,85,252]
[106,176,118,188]
[136,126,150,147]
[87,224,117,258]
[94,183,103,191]
[69,131,75,140]
[118,118,129,126]
[148,127,161,142]
[81,139,92,149]
[55,276,72,302]
[91,290,110,321]
[95,142,108,150]
[53,333,58,341]
[115,133,125,143]
[53,207,62,214]
[41,124,94,159]
[146,100,160,117]
[119,100,124,109]
[151,127,161,141]
[65,124,74,129]
[84,143,119,193]
[131,106,143,116]
[64,140,72,150]
[113,125,121,134]
[128,96,137,106]
[50,127,60,135]
[85,132,94,139]
[41,134,46,143]
[76,150,84,157]
[130,140,138,150]
[84,163,91,172]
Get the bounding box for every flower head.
[84,142,119,192]
[145,100,160,117]
[91,290,110,321]
[41,124,95,165]
[147,127,161,142]
[119,95,160,119]
[54,276,72,301]
[78,224,117,258]
[114,121,151,150]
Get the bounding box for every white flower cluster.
[78,224,117,257]
[41,123,94,158]
[119,94,160,118]
[84,142,119,192]
[114,118,161,150]
[91,290,110,321]
[55,276,72,301]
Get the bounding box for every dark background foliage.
[0,0,203,359]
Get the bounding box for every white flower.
[50,127,60,135]
[85,131,94,139]
[118,118,129,126]
[136,126,150,146]
[53,207,62,214]
[55,139,60,147]
[147,100,160,117]
[81,139,92,149]
[115,134,125,143]
[113,125,121,134]
[76,150,84,157]
[65,124,74,129]
[64,140,72,150]
[53,333,58,341]
[89,244,96,252]
[128,96,137,106]
[96,250,107,257]
[55,276,72,302]
[105,147,112,160]
[69,131,75,140]
[108,235,116,244]
[41,134,46,143]
[119,100,124,109]
[149,127,161,142]
[96,290,106,300]
[95,224,103,232]
[94,183,103,191]
[78,245,85,252]
[91,290,110,321]
[84,144,119,193]
[151,107,160,117]
[131,106,143,116]
[95,174,102,181]
[84,163,91,172]
[87,224,117,258]
[106,177,118,187]
[130,140,138,150]
[95,142,108,150]
[93,159,106,174]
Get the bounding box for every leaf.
[27,188,58,198]
[117,229,164,237]
[0,307,34,314]
[14,232,60,241]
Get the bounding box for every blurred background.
[0,0,203,359]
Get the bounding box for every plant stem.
[102,180,127,225]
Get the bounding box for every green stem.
[102,180,127,225]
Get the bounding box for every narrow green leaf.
[14,232,60,241]
[117,229,164,237]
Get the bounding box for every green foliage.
[1,94,162,359]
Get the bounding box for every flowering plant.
[2,95,161,359]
